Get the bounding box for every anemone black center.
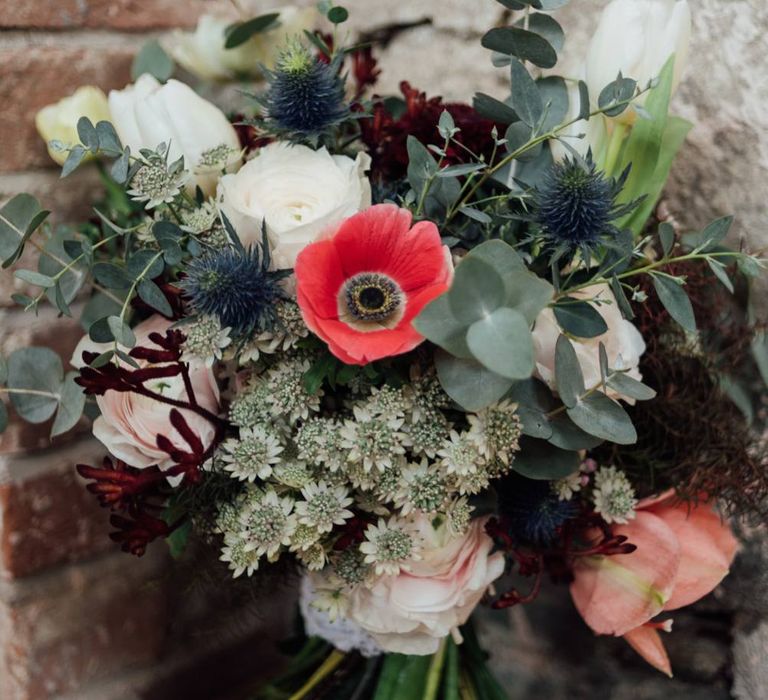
[343,273,403,323]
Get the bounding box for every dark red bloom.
[359,81,500,183]
[109,510,171,557]
[76,456,166,510]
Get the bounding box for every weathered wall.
[0,0,766,697]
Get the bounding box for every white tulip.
[217,142,371,270]
[585,0,691,119]
[165,7,317,83]
[108,74,242,196]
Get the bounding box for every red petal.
[295,238,347,319]
[624,624,673,677]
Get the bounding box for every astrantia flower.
[180,315,232,366]
[221,425,283,482]
[333,547,371,586]
[295,482,354,533]
[229,381,272,428]
[360,517,421,576]
[240,489,296,560]
[437,430,484,477]
[498,473,579,544]
[295,417,344,471]
[396,459,448,515]
[220,531,261,577]
[534,155,639,262]
[273,460,314,489]
[181,241,288,335]
[340,405,407,472]
[295,204,453,365]
[127,159,188,209]
[467,400,522,466]
[592,465,638,524]
[265,357,323,423]
[263,41,348,139]
[406,408,451,459]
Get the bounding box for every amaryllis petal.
[570,512,680,636]
[623,624,673,677]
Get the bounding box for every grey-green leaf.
[566,393,637,444]
[606,372,657,401]
[652,275,696,332]
[50,371,86,437]
[512,437,580,480]
[7,347,63,424]
[413,294,472,358]
[138,278,173,317]
[554,335,585,408]
[132,39,174,81]
[107,316,136,348]
[466,308,534,379]
[448,257,506,325]
[434,351,513,412]
[481,27,558,68]
[509,58,543,127]
[553,299,608,338]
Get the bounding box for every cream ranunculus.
[217,142,371,269]
[342,515,504,655]
[71,316,220,474]
[585,0,691,121]
[165,7,316,82]
[108,74,242,196]
[35,86,111,165]
[532,283,646,403]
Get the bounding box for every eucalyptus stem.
[0,387,60,399]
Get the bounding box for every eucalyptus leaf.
[95,120,122,155]
[15,270,55,288]
[509,58,543,127]
[93,262,132,290]
[107,316,136,348]
[547,412,604,450]
[481,27,558,69]
[7,347,63,424]
[707,258,734,293]
[659,222,675,256]
[61,145,86,178]
[511,437,580,480]
[698,215,734,252]
[224,13,281,48]
[598,75,637,117]
[519,13,564,53]
[50,371,86,437]
[77,117,99,153]
[566,393,637,444]
[0,355,7,384]
[606,372,657,401]
[406,136,438,193]
[0,402,7,433]
[554,335,585,408]
[132,39,174,81]
[468,239,525,271]
[553,299,608,338]
[466,308,534,380]
[500,269,554,324]
[473,93,519,124]
[652,275,696,332]
[138,278,173,317]
[0,193,50,266]
[448,257,506,325]
[434,351,513,411]
[414,294,473,358]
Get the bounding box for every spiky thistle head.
[181,236,289,336]
[263,40,349,141]
[533,154,641,264]
[497,473,579,545]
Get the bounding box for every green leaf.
[437,163,485,178]
[554,335,585,408]
[50,371,86,437]
[547,412,604,450]
[698,215,734,251]
[327,6,348,23]
[132,39,174,81]
[107,316,136,348]
[14,270,55,288]
[537,76,569,132]
[39,231,88,306]
[553,299,608,338]
[598,75,637,117]
[577,80,590,120]
[509,58,543,127]
[567,393,637,444]
[659,222,675,256]
[719,374,753,424]
[406,135,438,193]
[224,13,281,48]
[89,316,115,343]
[466,308,534,379]
[707,258,734,293]
[127,249,164,279]
[0,194,50,266]
[434,351,513,411]
[610,275,635,320]
[468,239,526,271]
[519,13,564,53]
[606,372,657,401]
[473,93,519,124]
[95,120,122,154]
[81,291,123,331]
[61,145,87,177]
[138,278,173,317]
[413,294,472,359]
[77,117,99,153]
[7,347,63,424]
[652,275,696,332]
[481,27,557,68]
[93,262,132,289]
[499,269,554,324]
[448,257,506,325]
[0,355,7,384]
[111,148,130,183]
[512,437,580,479]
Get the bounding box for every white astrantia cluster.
[591,465,638,524]
[212,353,523,580]
[180,315,232,366]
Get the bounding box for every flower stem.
[424,638,448,700]
[601,121,629,177]
[287,649,345,700]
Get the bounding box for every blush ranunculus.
[344,514,504,655]
[570,490,738,675]
[71,316,220,474]
[294,203,453,365]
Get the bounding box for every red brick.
[0,548,169,699]
[0,437,114,579]
[0,44,134,171]
[0,0,226,31]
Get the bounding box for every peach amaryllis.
[570,490,738,676]
[294,203,453,365]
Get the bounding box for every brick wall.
[0,2,299,698]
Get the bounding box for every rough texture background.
[0,0,766,698]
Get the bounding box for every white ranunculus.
[532,283,646,403]
[217,142,371,269]
[165,7,317,82]
[341,515,504,655]
[35,86,111,165]
[108,74,242,196]
[585,0,691,121]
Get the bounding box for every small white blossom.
[220,530,261,578]
[467,400,522,465]
[127,160,188,209]
[296,543,329,571]
[181,316,232,366]
[592,466,638,524]
[395,459,448,515]
[360,517,421,576]
[265,358,322,422]
[437,430,484,476]
[220,425,283,482]
[553,471,584,501]
[239,489,297,559]
[295,482,354,533]
[445,497,474,537]
[340,405,408,472]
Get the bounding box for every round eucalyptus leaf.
[466,308,534,380]
[553,299,608,338]
[51,371,86,437]
[448,257,506,325]
[434,350,513,412]
[566,393,637,445]
[512,437,580,480]
[554,334,585,408]
[547,412,604,450]
[7,347,63,424]
[413,294,473,359]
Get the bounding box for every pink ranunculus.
[570,490,738,675]
[344,514,505,655]
[71,315,220,473]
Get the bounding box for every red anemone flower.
[294,204,453,365]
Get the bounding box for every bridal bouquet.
[2,0,765,696]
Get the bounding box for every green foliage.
[0,194,50,268]
[512,436,580,480]
[652,274,697,332]
[225,13,281,49]
[132,39,174,81]
[481,27,558,68]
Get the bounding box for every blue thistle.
[181,233,288,335]
[497,473,579,545]
[263,42,349,140]
[533,155,641,263]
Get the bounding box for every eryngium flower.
[181,242,288,335]
[497,473,579,545]
[263,42,348,139]
[533,155,639,263]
